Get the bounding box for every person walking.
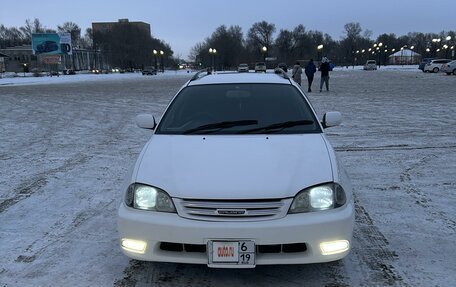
[319,57,330,92]
[292,61,302,86]
[304,59,317,92]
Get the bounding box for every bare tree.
[246,21,276,60]
[57,22,81,47]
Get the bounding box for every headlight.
[288,183,346,214]
[125,183,176,213]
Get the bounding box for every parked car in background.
[423,59,452,73]
[142,66,157,75]
[238,63,249,72]
[254,62,267,72]
[419,58,435,71]
[277,63,288,72]
[441,60,456,75]
[63,69,75,75]
[363,60,377,70]
[118,71,354,268]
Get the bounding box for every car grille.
[174,198,292,221]
[159,242,307,253]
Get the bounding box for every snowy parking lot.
[1,69,455,286]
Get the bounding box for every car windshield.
[156,83,321,135]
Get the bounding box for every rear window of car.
[156,83,321,135]
[256,63,265,66]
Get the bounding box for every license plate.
[208,240,255,267]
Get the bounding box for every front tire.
[433,67,439,73]
[453,69,456,76]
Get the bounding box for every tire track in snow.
[399,155,456,232]
[13,199,116,264]
[0,154,91,213]
[352,195,407,286]
[335,144,456,152]
[114,253,351,286]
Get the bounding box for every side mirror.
[322,111,342,128]
[135,114,156,130]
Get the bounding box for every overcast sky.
[1,0,453,59]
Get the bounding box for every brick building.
[92,18,151,38]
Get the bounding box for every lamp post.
[432,38,441,57]
[262,46,267,62]
[153,50,158,71]
[410,45,415,65]
[159,50,164,73]
[445,36,452,59]
[400,45,407,66]
[378,43,383,67]
[209,48,217,72]
[317,44,323,61]
[22,63,28,77]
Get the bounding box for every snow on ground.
[333,64,421,71]
[0,65,422,87]
[0,69,455,286]
[0,70,194,87]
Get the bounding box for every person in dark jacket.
[319,57,330,92]
[304,59,317,92]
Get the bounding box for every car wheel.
[453,69,456,76]
[432,67,439,73]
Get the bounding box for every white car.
[254,62,267,72]
[118,71,355,268]
[441,60,456,75]
[424,59,452,73]
[238,63,249,73]
[363,60,377,70]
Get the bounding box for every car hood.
[135,134,334,199]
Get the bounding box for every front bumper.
[117,202,355,266]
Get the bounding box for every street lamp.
[317,44,323,61]
[410,45,415,65]
[432,38,441,57]
[160,50,164,73]
[153,49,158,71]
[400,46,407,66]
[262,46,267,62]
[445,36,452,58]
[22,63,28,77]
[377,43,383,67]
[209,48,217,72]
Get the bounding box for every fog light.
[121,239,147,254]
[320,240,350,255]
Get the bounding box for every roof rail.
[189,69,211,82]
[274,67,292,83]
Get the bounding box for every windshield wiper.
[183,120,258,134]
[238,120,314,134]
